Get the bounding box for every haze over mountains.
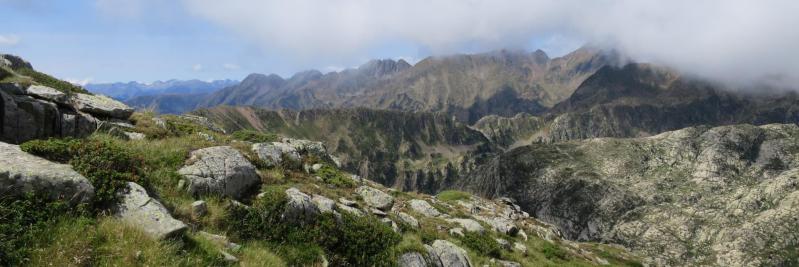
[85,79,238,101]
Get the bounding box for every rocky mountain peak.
[0,54,33,70]
[358,58,411,77]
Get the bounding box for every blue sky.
[1,0,796,87]
[0,0,578,84]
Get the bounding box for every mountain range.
[86,79,238,102]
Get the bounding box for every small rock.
[191,200,208,218]
[220,250,238,263]
[124,132,146,140]
[336,203,364,216]
[449,227,465,237]
[197,132,214,141]
[446,218,485,233]
[495,238,511,250]
[312,194,336,213]
[371,208,388,217]
[339,197,358,206]
[396,212,420,228]
[409,199,441,217]
[513,242,528,255]
[356,186,394,210]
[176,179,185,190]
[495,259,521,267]
[311,163,323,172]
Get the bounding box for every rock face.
[397,252,427,267]
[356,186,394,210]
[0,141,94,204]
[409,199,441,217]
[178,146,260,200]
[461,123,799,266]
[282,188,320,225]
[72,93,134,119]
[430,240,472,267]
[114,182,187,239]
[1,85,97,144]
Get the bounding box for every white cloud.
[222,63,240,70]
[66,77,93,86]
[0,35,20,46]
[192,64,204,71]
[182,0,799,87]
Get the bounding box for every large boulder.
[251,142,301,168]
[396,212,420,228]
[397,252,427,267]
[311,194,336,213]
[281,138,330,159]
[25,85,69,105]
[72,93,134,119]
[114,182,187,239]
[356,186,394,210]
[430,240,472,267]
[0,141,94,204]
[446,218,485,233]
[1,88,96,144]
[282,188,321,225]
[178,146,260,200]
[409,199,441,217]
[0,54,32,69]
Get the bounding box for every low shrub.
[14,68,89,94]
[316,165,356,188]
[231,129,278,143]
[542,241,569,260]
[459,232,502,258]
[318,212,401,266]
[20,137,146,208]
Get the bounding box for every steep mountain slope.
[142,47,616,120]
[471,113,546,149]
[86,79,237,101]
[194,106,496,193]
[543,63,799,141]
[458,123,799,266]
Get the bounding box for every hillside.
[459,123,799,266]
[193,106,496,193]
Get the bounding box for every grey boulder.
[72,93,134,119]
[282,188,320,225]
[430,240,472,267]
[397,252,427,267]
[0,141,94,204]
[25,85,69,105]
[251,142,301,168]
[356,186,394,210]
[178,146,260,200]
[409,199,441,217]
[114,182,187,239]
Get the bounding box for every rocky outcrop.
[1,85,97,144]
[1,54,32,70]
[72,93,134,119]
[251,142,300,168]
[429,240,472,267]
[397,252,427,267]
[409,199,441,217]
[445,218,485,233]
[0,141,94,204]
[113,182,187,239]
[178,146,260,200]
[461,123,799,266]
[356,186,394,210]
[282,188,320,225]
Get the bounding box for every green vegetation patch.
[458,231,502,258]
[316,164,356,188]
[14,67,89,94]
[437,190,472,202]
[231,129,279,143]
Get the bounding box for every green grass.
[231,129,279,143]
[14,67,89,94]
[437,190,472,202]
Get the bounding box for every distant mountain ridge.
[85,79,238,101]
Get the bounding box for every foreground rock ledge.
[0,141,94,204]
[114,182,187,239]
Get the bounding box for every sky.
[1,0,798,88]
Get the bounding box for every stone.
[339,197,358,206]
[124,132,146,140]
[251,142,301,168]
[178,146,260,200]
[220,250,238,263]
[191,200,208,218]
[425,245,444,267]
[0,141,94,204]
[1,90,96,144]
[312,194,336,213]
[397,252,427,267]
[495,238,511,250]
[475,216,518,236]
[446,218,485,233]
[72,93,134,119]
[371,208,387,216]
[1,54,32,69]
[449,227,465,237]
[176,179,185,190]
[25,85,68,105]
[513,242,528,255]
[494,259,521,267]
[283,188,320,225]
[409,199,441,217]
[114,182,187,239]
[197,132,214,141]
[336,203,364,216]
[311,163,323,173]
[356,186,394,210]
[431,240,472,267]
[396,212,420,228]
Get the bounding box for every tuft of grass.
[14,67,89,94]
[316,164,356,188]
[437,190,472,202]
[239,242,287,267]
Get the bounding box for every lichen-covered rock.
[25,85,69,105]
[397,252,427,267]
[0,141,94,204]
[396,212,420,228]
[312,194,336,213]
[282,188,320,225]
[114,182,187,239]
[430,240,472,267]
[1,89,96,144]
[178,146,260,200]
[356,186,394,210]
[251,142,301,168]
[72,93,133,119]
[475,216,518,236]
[191,200,207,218]
[336,203,364,216]
[446,218,485,233]
[409,199,441,217]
